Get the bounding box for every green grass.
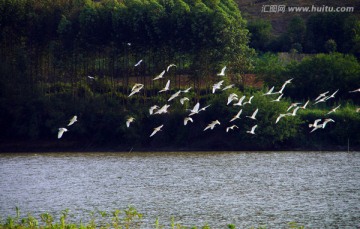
[0,206,306,229]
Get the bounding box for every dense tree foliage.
[0,0,359,151]
[255,52,360,102]
[247,19,272,52]
[249,13,360,57]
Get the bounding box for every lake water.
[0,151,359,228]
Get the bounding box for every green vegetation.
[0,206,306,229]
[0,0,359,151]
[248,12,360,57]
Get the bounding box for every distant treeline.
[248,13,360,57]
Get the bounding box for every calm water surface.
[0,151,359,228]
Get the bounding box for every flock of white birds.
[57,60,360,140]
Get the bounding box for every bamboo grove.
[0,0,252,96]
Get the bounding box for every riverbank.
[1,139,358,153]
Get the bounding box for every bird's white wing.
[275,114,283,124]
[150,125,163,137]
[165,80,170,90]
[247,96,254,103]
[153,70,165,80]
[263,86,274,95]
[301,100,309,109]
[239,96,246,103]
[251,125,258,132]
[134,59,143,66]
[230,109,242,122]
[167,64,176,72]
[252,108,259,118]
[192,102,200,112]
[313,119,322,127]
[58,128,67,139]
[68,116,77,126]
[315,91,329,101]
[200,104,211,112]
[149,130,157,137]
[349,88,360,93]
[217,66,226,76]
[292,107,300,116]
[180,97,189,105]
[184,117,193,126]
[168,91,179,101]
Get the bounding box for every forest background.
[0,0,360,151]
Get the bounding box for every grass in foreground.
[0,206,305,229]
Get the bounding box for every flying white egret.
[233,95,246,106]
[226,125,239,132]
[131,83,144,92]
[275,113,287,124]
[310,124,324,133]
[263,86,275,96]
[127,42,131,46]
[227,93,238,105]
[243,96,254,106]
[284,78,294,85]
[246,108,258,120]
[212,80,224,93]
[128,86,143,97]
[180,97,189,105]
[189,102,200,116]
[87,76,95,80]
[271,93,283,102]
[246,124,258,135]
[188,102,210,115]
[276,84,287,94]
[58,128,68,139]
[168,90,182,102]
[326,89,339,100]
[222,84,235,91]
[314,96,329,104]
[288,106,300,116]
[349,88,360,93]
[230,109,242,122]
[182,87,192,93]
[300,100,310,109]
[199,104,211,112]
[315,91,329,101]
[275,78,293,94]
[309,119,322,128]
[159,80,170,93]
[150,124,164,137]
[134,59,143,67]
[153,70,166,80]
[327,105,341,115]
[184,117,193,126]
[166,64,176,72]
[149,105,159,115]
[204,120,221,131]
[217,66,226,76]
[67,115,77,126]
[287,103,301,112]
[154,104,170,115]
[322,118,335,128]
[126,117,135,128]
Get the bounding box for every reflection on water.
[0,151,359,228]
